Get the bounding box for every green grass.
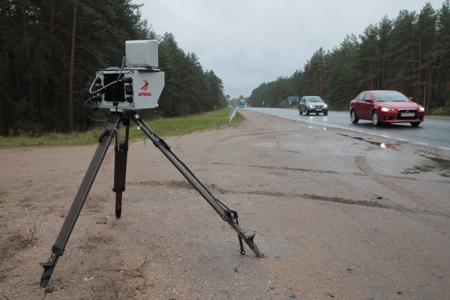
[0,108,242,148]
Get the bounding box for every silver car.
[298,96,328,116]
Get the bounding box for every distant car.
[349,90,425,127]
[298,96,328,116]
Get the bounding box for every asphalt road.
[245,107,450,151]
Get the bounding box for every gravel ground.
[1,109,449,300]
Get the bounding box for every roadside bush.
[429,106,450,116]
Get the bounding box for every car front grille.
[396,109,418,120]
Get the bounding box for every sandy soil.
[1,109,449,300]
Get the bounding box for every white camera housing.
[125,40,159,68]
[97,68,164,111]
[93,40,165,111]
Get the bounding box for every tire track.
[128,179,449,218]
[354,153,449,216]
[355,154,420,200]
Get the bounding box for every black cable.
[84,97,119,123]
[86,56,127,123]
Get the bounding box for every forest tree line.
[248,1,450,115]
[0,0,227,136]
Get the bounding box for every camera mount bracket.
[39,112,260,288]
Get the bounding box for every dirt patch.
[1,109,450,299]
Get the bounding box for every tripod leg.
[39,115,121,288]
[112,117,130,218]
[131,113,260,257]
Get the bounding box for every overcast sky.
[138,0,445,98]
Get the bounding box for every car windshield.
[373,92,409,102]
[306,97,323,102]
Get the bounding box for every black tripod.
[39,111,260,288]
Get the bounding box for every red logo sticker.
[140,80,149,91]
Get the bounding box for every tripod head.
[89,40,165,112]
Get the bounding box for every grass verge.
[0,108,242,148]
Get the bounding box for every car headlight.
[323,104,328,108]
[418,107,425,112]
[381,107,396,112]
[308,105,314,108]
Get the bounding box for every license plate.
[401,112,415,117]
[316,109,322,111]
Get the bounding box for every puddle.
[412,153,450,177]
[337,134,450,177]
[338,134,399,151]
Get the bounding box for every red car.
[349,90,425,127]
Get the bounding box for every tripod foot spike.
[246,233,261,257]
[39,253,60,288]
[238,236,245,255]
[236,230,260,257]
[39,262,55,288]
